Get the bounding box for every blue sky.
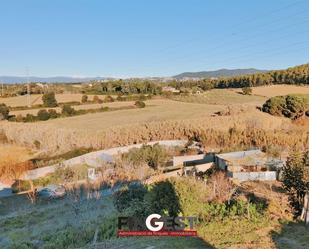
[0,0,309,77]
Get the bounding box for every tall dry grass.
[0,145,33,179]
[0,108,307,155]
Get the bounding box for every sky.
[0,0,309,78]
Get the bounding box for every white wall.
[23,140,187,180]
[228,171,277,182]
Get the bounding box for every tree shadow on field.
[271,221,309,249]
[114,180,215,248]
[144,180,215,249]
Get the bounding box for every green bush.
[37,109,51,121]
[122,143,169,170]
[25,113,36,122]
[135,100,146,108]
[0,103,9,120]
[113,182,147,213]
[262,94,306,119]
[48,109,59,119]
[61,104,75,116]
[42,92,57,107]
[50,164,88,183]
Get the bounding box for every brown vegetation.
[0,145,33,180]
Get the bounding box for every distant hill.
[0,76,110,84]
[173,68,268,79]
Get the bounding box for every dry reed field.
[0,103,291,153]
[248,84,309,97]
[0,145,32,165]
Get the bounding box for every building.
[172,154,214,176]
[215,150,284,181]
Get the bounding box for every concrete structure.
[23,140,187,180]
[215,150,284,182]
[227,171,277,181]
[172,153,214,176]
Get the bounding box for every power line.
[153,0,307,55]
[144,6,309,69]
[133,1,309,75]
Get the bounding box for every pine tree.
[282,150,307,217]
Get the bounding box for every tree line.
[171,63,309,90]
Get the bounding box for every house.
[215,150,285,181]
[172,153,214,176]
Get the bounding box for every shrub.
[81,94,88,103]
[12,180,31,193]
[37,109,50,121]
[113,182,147,213]
[0,103,9,120]
[93,95,102,103]
[285,95,305,119]
[242,87,252,95]
[48,109,59,119]
[104,95,114,102]
[25,114,36,122]
[262,96,286,116]
[262,94,306,119]
[116,95,124,101]
[135,100,146,108]
[15,114,24,122]
[42,92,57,107]
[281,150,309,217]
[61,104,75,116]
[34,140,41,149]
[122,144,169,170]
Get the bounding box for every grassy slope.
[1,181,308,249]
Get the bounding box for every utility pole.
[1,83,3,97]
[26,67,31,107]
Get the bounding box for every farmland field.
[248,84,309,97]
[0,93,113,107]
[40,99,226,130]
[10,101,137,116]
[171,89,267,105]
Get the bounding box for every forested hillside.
[172,63,309,90]
[173,68,266,79]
